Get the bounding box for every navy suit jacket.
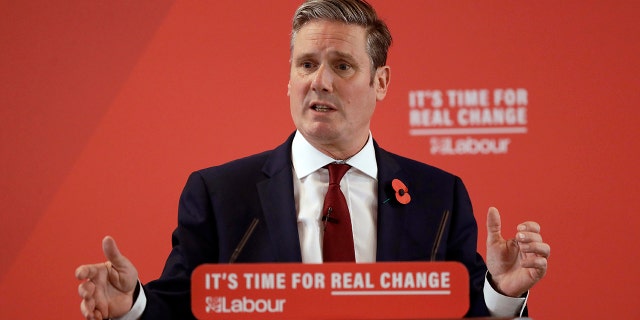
[142,133,490,318]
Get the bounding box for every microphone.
[430,210,450,262]
[229,218,260,264]
[321,207,339,230]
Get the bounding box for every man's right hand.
[75,236,138,320]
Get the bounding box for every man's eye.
[336,63,351,71]
[302,62,314,69]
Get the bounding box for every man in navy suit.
[76,0,550,319]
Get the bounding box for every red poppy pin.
[391,178,411,205]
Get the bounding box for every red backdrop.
[1,1,639,318]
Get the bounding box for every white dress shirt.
[291,130,378,263]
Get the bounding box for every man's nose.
[311,64,333,93]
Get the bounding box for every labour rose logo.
[205,296,223,313]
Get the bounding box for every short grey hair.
[291,0,392,71]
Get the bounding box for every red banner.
[2,1,639,319]
[191,262,469,319]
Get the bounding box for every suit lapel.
[257,134,303,262]
[374,143,444,262]
[374,143,404,261]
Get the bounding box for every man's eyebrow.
[293,51,357,62]
[293,52,317,62]
[333,51,356,60]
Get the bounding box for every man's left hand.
[485,207,550,297]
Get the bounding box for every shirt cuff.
[483,273,528,317]
[111,281,146,320]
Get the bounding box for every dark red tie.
[322,163,355,262]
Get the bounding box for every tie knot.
[326,163,351,185]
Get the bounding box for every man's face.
[288,20,389,157]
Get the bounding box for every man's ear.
[374,66,390,101]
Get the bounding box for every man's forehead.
[293,20,367,56]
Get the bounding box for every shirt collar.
[292,130,378,180]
